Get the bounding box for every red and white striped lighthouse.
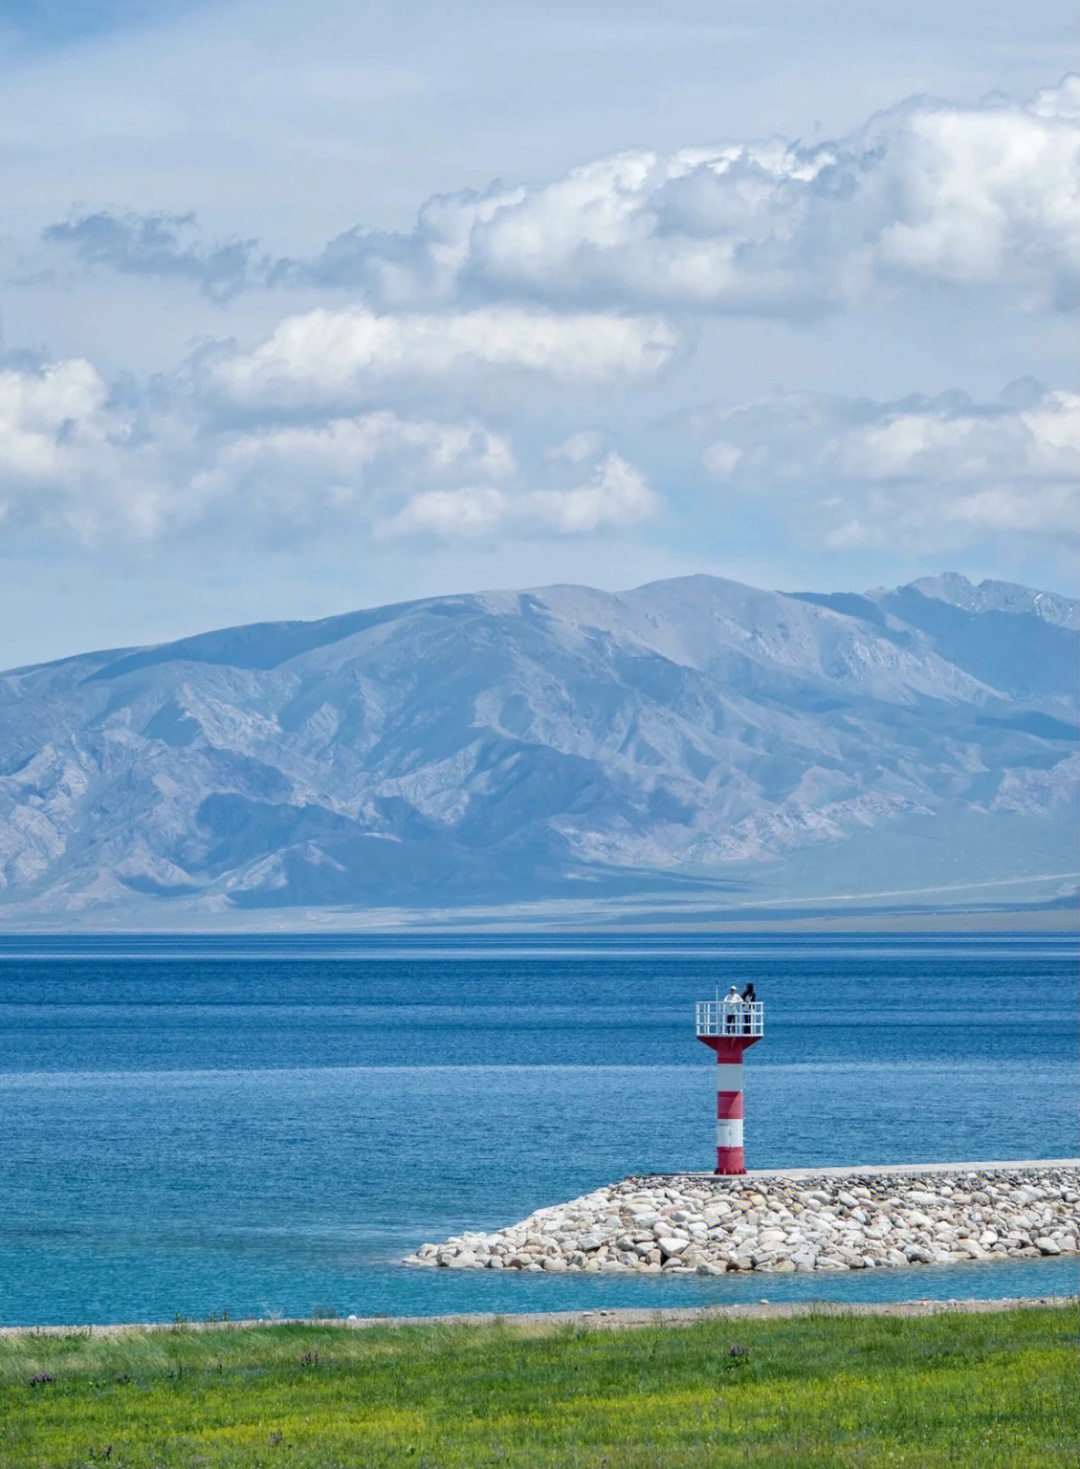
[696,992,763,1174]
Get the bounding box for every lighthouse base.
[715,1146,746,1175]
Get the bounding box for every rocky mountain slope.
[0,573,1076,922]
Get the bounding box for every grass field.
[1,1304,1076,1467]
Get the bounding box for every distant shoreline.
[0,907,1076,936]
[2,1294,1075,1340]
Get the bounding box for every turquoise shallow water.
[0,933,1076,1325]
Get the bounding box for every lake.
[0,932,1076,1326]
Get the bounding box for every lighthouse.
[696,990,763,1174]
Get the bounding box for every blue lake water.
[0,932,1076,1326]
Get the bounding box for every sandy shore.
[2,1294,1076,1341]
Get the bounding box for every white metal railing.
[696,1000,763,1037]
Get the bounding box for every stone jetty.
[404,1162,1079,1276]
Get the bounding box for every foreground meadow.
[1,1304,1075,1468]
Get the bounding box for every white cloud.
[386,450,658,540]
[0,356,656,548]
[522,453,658,533]
[303,77,1078,315]
[834,388,1080,486]
[935,482,1078,535]
[873,84,1080,288]
[214,305,677,407]
[703,440,742,479]
[700,383,1080,556]
[186,411,517,532]
[0,357,511,540]
[207,413,514,486]
[0,359,112,483]
[821,477,1078,552]
[5,348,1071,569]
[545,431,604,464]
[33,79,1078,325]
[387,486,508,537]
[0,359,156,540]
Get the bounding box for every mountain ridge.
[10,572,1077,677]
[1,572,1075,924]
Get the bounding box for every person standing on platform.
[723,985,743,1034]
[741,983,757,1033]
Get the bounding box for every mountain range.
[1,572,1076,926]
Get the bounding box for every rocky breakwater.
[404,1164,1079,1275]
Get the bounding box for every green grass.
[1,1305,1076,1467]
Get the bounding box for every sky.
[1,0,1077,667]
